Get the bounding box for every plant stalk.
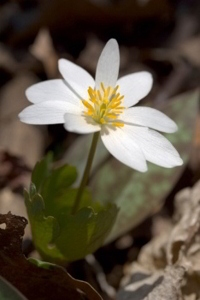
[71,132,100,214]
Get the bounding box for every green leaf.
[64,90,199,243]
[24,188,65,263]
[26,162,118,262]
[55,203,118,261]
[31,152,53,192]
[41,165,78,216]
[0,276,28,300]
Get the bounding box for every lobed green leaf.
[26,159,118,262]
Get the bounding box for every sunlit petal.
[101,126,147,172]
[127,126,183,167]
[59,59,95,99]
[26,79,81,106]
[95,39,119,89]
[117,72,153,107]
[64,114,101,134]
[122,107,178,133]
[19,101,80,124]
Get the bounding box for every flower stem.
[71,132,100,214]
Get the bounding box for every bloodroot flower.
[19,39,183,172]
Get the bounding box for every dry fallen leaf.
[144,266,185,300]
[117,180,200,300]
[30,28,59,79]
[0,190,31,240]
[0,212,103,300]
[167,181,200,266]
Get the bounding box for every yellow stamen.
[82,82,125,127]
[101,82,105,92]
[98,90,102,100]
[112,122,124,127]
[82,100,94,111]
[106,113,117,119]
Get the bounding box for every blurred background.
[1,0,200,165]
[0,0,200,162]
[0,0,200,299]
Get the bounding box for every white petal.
[122,107,178,133]
[64,114,101,134]
[26,79,81,106]
[19,101,80,124]
[58,59,95,99]
[117,72,153,107]
[100,126,147,172]
[132,127,183,168]
[95,39,119,89]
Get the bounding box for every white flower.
[19,39,183,172]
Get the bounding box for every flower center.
[82,83,125,127]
